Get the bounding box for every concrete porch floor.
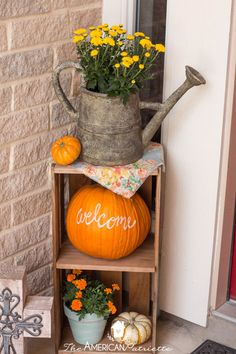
[29,314,236,354]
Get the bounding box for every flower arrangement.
[73,24,165,103]
[63,270,120,320]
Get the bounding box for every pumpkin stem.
[60,142,65,148]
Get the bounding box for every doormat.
[191,340,236,354]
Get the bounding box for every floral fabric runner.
[72,143,164,198]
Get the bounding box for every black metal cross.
[0,287,43,354]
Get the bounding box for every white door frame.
[210,0,236,310]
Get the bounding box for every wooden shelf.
[52,163,159,176]
[59,325,153,354]
[56,236,156,273]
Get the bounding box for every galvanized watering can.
[52,62,206,166]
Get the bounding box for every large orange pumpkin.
[66,185,151,259]
[51,136,81,165]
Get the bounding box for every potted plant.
[52,24,205,166]
[63,269,120,345]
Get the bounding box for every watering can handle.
[52,61,82,118]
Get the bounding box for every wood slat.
[98,272,123,314]
[53,163,159,176]
[56,236,155,273]
[52,170,63,350]
[128,273,151,316]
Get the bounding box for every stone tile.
[0,204,11,232]
[12,122,78,169]
[0,146,10,173]
[50,99,79,129]
[14,73,71,110]
[0,215,50,260]
[0,86,12,115]
[70,7,102,32]
[0,0,50,19]
[0,105,49,145]
[11,13,69,49]
[68,0,103,8]
[55,42,77,65]
[27,264,52,295]
[15,239,52,272]
[0,48,53,83]
[12,189,51,225]
[0,23,7,51]
[0,161,49,203]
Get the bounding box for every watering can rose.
[66,185,151,259]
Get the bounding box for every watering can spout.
[141,66,206,147]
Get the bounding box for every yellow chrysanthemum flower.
[122,61,131,68]
[111,25,119,30]
[114,63,120,68]
[103,27,109,32]
[90,29,102,38]
[117,29,126,35]
[103,23,108,27]
[118,41,123,46]
[91,37,103,46]
[103,37,115,46]
[127,34,134,40]
[97,25,103,29]
[134,31,145,37]
[145,36,150,39]
[145,52,151,58]
[119,24,124,27]
[122,56,134,68]
[139,64,144,69]
[73,35,84,43]
[74,28,87,35]
[90,49,99,57]
[132,55,139,62]
[139,38,152,50]
[131,79,136,84]
[89,26,96,30]
[109,30,117,37]
[155,43,165,52]
[121,51,128,56]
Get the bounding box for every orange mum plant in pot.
[63,270,120,345]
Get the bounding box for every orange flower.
[72,269,82,275]
[75,291,83,299]
[67,274,76,282]
[73,279,87,290]
[104,288,112,294]
[71,299,82,311]
[112,284,120,291]
[107,301,117,315]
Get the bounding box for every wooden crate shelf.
[56,235,156,273]
[52,164,162,354]
[52,163,159,176]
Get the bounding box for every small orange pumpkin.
[66,185,151,259]
[51,136,81,165]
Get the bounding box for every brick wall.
[0,0,102,295]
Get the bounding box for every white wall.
[160,0,233,326]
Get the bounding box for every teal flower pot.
[64,303,107,345]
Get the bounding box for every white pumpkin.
[111,311,152,345]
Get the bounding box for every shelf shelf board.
[52,163,159,176]
[59,325,153,354]
[56,236,156,273]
